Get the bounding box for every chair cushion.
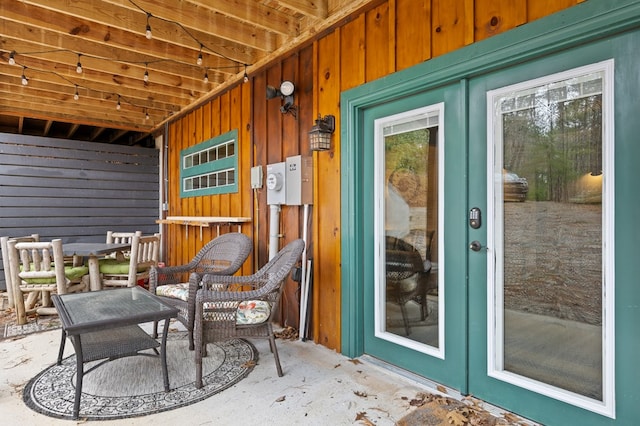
[235,300,271,324]
[21,265,89,284]
[157,282,272,325]
[201,300,272,325]
[156,283,189,301]
[98,258,146,274]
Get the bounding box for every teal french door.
[342,2,640,425]
[467,42,620,424]
[359,84,468,390]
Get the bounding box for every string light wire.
[127,0,246,67]
[3,1,255,120]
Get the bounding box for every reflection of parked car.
[503,171,528,202]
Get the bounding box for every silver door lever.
[469,241,485,252]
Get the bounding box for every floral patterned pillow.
[201,300,272,324]
[236,300,271,324]
[155,283,189,301]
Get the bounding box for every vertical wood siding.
[0,133,159,290]
[164,0,580,351]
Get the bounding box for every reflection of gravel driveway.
[504,201,602,325]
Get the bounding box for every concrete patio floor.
[0,323,529,425]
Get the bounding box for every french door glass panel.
[487,61,614,414]
[374,104,444,357]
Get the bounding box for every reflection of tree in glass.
[389,168,419,199]
[385,129,429,206]
[385,129,429,175]
[503,87,602,203]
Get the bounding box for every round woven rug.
[23,332,257,420]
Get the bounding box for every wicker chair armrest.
[149,264,195,291]
[201,273,266,289]
[196,285,267,304]
[185,272,201,305]
[156,264,196,275]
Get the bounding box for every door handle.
[469,240,485,252]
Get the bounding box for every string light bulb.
[74,85,79,100]
[197,45,203,66]
[145,109,150,120]
[4,10,256,119]
[145,13,152,39]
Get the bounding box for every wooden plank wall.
[0,132,159,291]
[165,0,581,351]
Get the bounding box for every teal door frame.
[341,0,640,423]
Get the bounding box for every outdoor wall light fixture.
[266,80,296,117]
[309,114,335,151]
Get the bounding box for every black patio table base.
[52,287,178,419]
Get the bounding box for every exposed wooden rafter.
[0,0,373,145]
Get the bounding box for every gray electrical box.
[250,165,263,189]
[285,155,313,205]
[266,162,286,205]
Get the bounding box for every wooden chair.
[149,232,252,350]
[7,239,89,325]
[1,234,39,309]
[101,234,160,288]
[194,239,305,388]
[105,230,142,261]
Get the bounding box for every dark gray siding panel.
[0,133,160,291]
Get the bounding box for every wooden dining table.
[62,243,131,291]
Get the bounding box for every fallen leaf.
[502,412,522,423]
[275,395,286,402]
[437,384,448,394]
[355,412,368,420]
[353,390,368,398]
[241,360,256,368]
[446,410,468,425]
[348,358,363,365]
[409,398,425,407]
[274,326,299,340]
[355,412,375,425]
[409,393,428,407]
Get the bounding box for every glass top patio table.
[53,286,177,333]
[52,287,178,420]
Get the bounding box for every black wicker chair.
[149,232,252,350]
